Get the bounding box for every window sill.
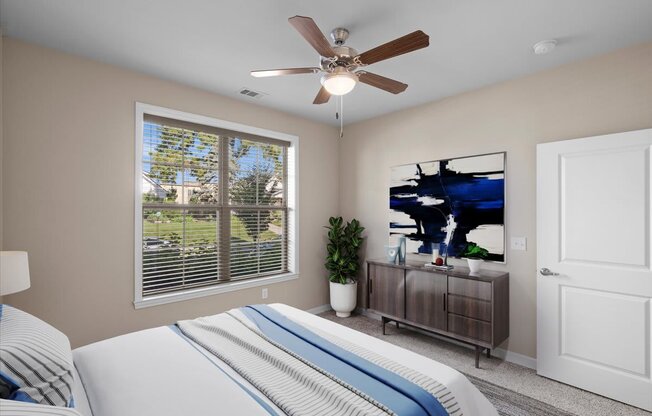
[133,272,299,309]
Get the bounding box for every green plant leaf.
[324,216,365,283]
[461,242,489,259]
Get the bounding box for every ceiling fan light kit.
[321,67,357,95]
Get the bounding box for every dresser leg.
[381,317,386,335]
[487,348,491,358]
[475,346,481,368]
[396,322,400,329]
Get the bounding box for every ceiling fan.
[251,16,430,104]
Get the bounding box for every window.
[135,104,298,308]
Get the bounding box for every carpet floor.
[318,310,650,416]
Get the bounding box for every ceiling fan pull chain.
[340,95,344,138]
[335,95,339,120]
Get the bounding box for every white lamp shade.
[1,251,31,296]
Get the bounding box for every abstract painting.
[390,152,505,262]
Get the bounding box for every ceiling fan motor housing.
[320,45,359,71]
[318,27,359,71]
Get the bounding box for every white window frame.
[134,103,299,309]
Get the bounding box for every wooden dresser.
[366,259,509,368]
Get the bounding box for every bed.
[1,303,497,416]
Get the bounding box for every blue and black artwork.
[389,152,505,262]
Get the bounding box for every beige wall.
[1,39,339,348]
[3,37,652,358]
[340,42,652,359]
[1,32,4,254]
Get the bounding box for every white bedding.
[71,365,93,416]
[72,304,496,416]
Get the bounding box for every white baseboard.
[306,304,332,314]
[358,308,537,370]
[491,348,537,370]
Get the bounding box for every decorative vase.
[398,236,406,264]
[384,245,399,263]
[329,280,358,318]
[467,258,483,274]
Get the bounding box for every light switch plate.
[261,288,268,299]
[511,236,527,251]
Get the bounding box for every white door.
[537,128,652,411]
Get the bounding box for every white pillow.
[0,305,74,407]
[0,399,82,415]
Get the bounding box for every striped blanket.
[176,305,460,416]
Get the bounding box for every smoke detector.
[533,39,557,55]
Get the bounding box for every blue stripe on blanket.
[168,325,281,416]
[241,305,448,416]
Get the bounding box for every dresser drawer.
[448,276,492,301]
[447,294,492,322]
[448,314,492,343]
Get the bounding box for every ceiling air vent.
[238,88,267,99]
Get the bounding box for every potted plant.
[461,242,489,274]
[325,216,365,317]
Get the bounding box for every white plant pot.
[467,258,483,274]
[329,280,358,318]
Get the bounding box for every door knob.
[540,268,559,276]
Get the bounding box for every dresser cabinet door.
[368,264,405,318]
[405,270,447,331]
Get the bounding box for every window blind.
[140,116,288,297]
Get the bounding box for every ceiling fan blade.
[356,30,429,66]
[288,16,336,58]
[358,72,408,94]
[251,67,321,77]
[313,86,331,104]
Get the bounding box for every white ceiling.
[2,0,651,126]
